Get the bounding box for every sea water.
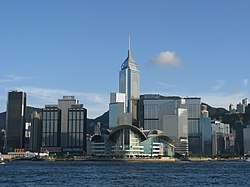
[0,161,250,186]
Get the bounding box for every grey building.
[6,91,27,151]
[185,97,202,154]
[58,96,78,147]
[139,94,189,155]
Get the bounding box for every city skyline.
[1,1,250,118]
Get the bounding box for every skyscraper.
[6,91,27,151]
[58,96,78,147]
[119,40,140,124]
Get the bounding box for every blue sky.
[1,0,250,118]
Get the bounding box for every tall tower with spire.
[119,38,140,118]
[109,38,140,128]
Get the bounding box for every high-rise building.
[42,105,61,148]
[67,104,87,153]
[6,91,27,151]
[139,94,189,155]
[41,97,87,154]
[58,96,78,147]
[109,41,140,127]
[185,97,202,154]
[119,42,140,119]
[30,111,42,152]
[109,93,126,128]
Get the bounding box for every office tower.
[42,105,61,148]
[185,97,202,154]
[139,94,189,155]
[67,104,87,153]
[119,42,140,120]
[200,105,212,155]
[30,111,42,152]
[58,96,78,147]
[211,120,230,155]
[6,91,26,151]
[109,93,126,128]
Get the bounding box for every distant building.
[243,125,250,155]
[211,120,230,155]
[185,97,202,154]
[139,94,188,155]
[237,102,244,113]
[30,111,42,152]
[6,91,27,151]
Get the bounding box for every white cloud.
[0,74,31,83]
[213,80,226,91]
[151,51,181,66]
[16,86,109,119]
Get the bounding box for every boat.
[0,157,5,165]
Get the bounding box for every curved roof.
[148,129,165,137]
[91,135,104,142]
[107,125,147,142]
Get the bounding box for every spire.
[128,35,131,57]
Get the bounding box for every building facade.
[30,111,42,152]
[58,96,78,147]
[185,97,202,154]
[6,91,27,151]
[139,94,188,155]
[67,104,87,153]
[42,105,61,148]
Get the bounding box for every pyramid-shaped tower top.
[121,37,139,71]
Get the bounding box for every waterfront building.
[109,93,126,128]
[141,130,175,157]
[185,97,202,154]
[243,125,250,155]
[41,105,61,148]
[67,104,87,153]
[41,97,87,154]
[200,105,212,155]
[6,91,27,151]
[139,94,188,155]
[58,96,78,147]
[211,120,230,155]
[30,111,42,152]
[105,125,175,157]
[87,135,106,156]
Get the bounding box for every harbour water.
[1,161,250,186]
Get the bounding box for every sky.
[1,0,250,118]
